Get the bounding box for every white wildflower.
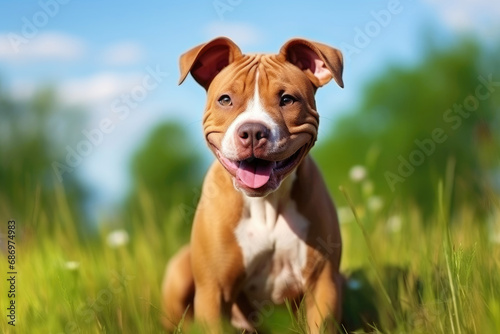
[349,165,367,183]
[65,261,80,271]
[337,206,355,224]
[367,196,384,212]
[489,212,500,244]
[386,215,402,233]
[106,229,130,248]
[491,233,500,244]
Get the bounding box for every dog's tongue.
[237,159,273,189]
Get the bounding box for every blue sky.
[1,0,499,212]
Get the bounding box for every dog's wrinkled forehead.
[207,55,260,95]
[208,54,314,98]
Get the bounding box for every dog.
[161,36,344,333]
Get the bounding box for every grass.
[1,176,500,333]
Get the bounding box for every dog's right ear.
[178,37,242,90]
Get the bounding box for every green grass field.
[2,176,500,334]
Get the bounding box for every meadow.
[2,163,499,334]
[1,1,498,332]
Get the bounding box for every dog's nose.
[237,122,270,149]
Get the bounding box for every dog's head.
[179,37,343,197]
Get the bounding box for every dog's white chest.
[234,194,309,304]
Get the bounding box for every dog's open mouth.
[216,147,305,190]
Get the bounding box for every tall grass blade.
[439,170,462,334]
[339,186,398,323]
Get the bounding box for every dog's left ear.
[279,38,344,88]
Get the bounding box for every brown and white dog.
[162,37,344,333]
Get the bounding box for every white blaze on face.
[220,70,279,161]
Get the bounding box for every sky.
[0,0,499,213]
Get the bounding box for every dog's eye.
[280,94,296,107]
[218,95,232,107]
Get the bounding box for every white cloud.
[0,31,85,62]
[57,72,143,105]
[204,22,263,47]
[101,41,145,65]
[424,0,500,37]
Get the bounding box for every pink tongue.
[237,160,273,189]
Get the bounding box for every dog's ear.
[179,37,243,90]
[279,38,344,88]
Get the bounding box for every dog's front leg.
[305,261,343,334]
[194,282,229,333]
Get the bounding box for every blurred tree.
[315,39,500,216]
[0,84,89,227]
[124,121,203,233]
